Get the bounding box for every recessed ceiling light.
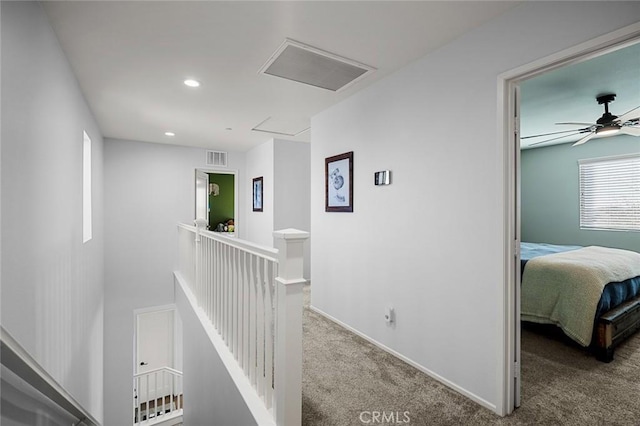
[183,79,200,88]
[164,132,175,137]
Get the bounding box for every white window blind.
[579,153,640,232]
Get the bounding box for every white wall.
[103,138,245,425]
[274,139,311,280]
[245,139,275,247]
[1,1,104,422]
[246,138,311,279]
[175,282,258,426]
[310,1,640,412]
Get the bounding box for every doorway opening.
[133,305,183,424]
[195,168,238,235]
[500,23,640,416]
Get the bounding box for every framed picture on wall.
[253,176,263,212]
[325,151,353,212]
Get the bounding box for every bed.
[521,242,640,362]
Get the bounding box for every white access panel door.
[195,170,209,226]
[136,310,175,401]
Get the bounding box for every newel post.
[273,228,309,426]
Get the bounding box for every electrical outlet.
[385,307,394,323]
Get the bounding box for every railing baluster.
[156,371,160,419]
[218,240,223,331]
[249,253,257,386]
[170,370,174,414]
[207,239,212,320]
[132,368,183,425]
[221,244,227,342]
[227,245,232,346]
[215,240,221,330]
[242,250,249,372]
[232,248,240,360]
[161,370,165,417]
[256,256,265,398]
[264,259,274,409]
[205,239,209,319]
[212,239,216,328]
[227,244,232,344]
[176,224,308,426]
[145,374,149,423]
[232,247,238,358]
[135,377,142,423]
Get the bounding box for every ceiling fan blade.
[556,122,597,126]
[572,132,596,146]
[526,131,585,147]
[521,127,590,140]
[615,106,640,124]
[619,126,640,136]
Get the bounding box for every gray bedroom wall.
[1,1,105,422]
[103,138,245,425]
[310,1,640,414]
[521,135,640,252]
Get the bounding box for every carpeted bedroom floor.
[302,285,640,425]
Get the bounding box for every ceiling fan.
[522,93,640,147]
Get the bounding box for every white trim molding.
[497,20,640,417]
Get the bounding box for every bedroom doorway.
[500,23,640,416]
[195,168,238,235]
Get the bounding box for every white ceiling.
[520,41,640,149]
[43,1,518,152]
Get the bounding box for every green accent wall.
[521,134,640,252]
[208,173,235,230]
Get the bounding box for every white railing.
[134,367,183,425]
[176,223,308,426]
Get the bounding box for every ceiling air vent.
[206,150,227,167]
[259,39,375,92]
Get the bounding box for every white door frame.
[196,168,239,234]
[195,170,210,226]
[133,304,179,375]
[498,22,640,416]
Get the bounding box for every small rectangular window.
[83,131,92,243]
[579,153,640,232]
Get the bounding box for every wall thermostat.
[374,170,391,186]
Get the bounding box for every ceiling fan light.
[596,125,620,137]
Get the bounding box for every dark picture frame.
[252,176,263,212]
[325,151,353,212]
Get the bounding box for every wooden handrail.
[134,366,183,378]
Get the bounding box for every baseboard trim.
[308,304,498,414]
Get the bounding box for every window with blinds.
[579,153,640,232]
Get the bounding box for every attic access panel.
[259,39,375,92]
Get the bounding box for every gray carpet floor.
[302,285,640,425]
